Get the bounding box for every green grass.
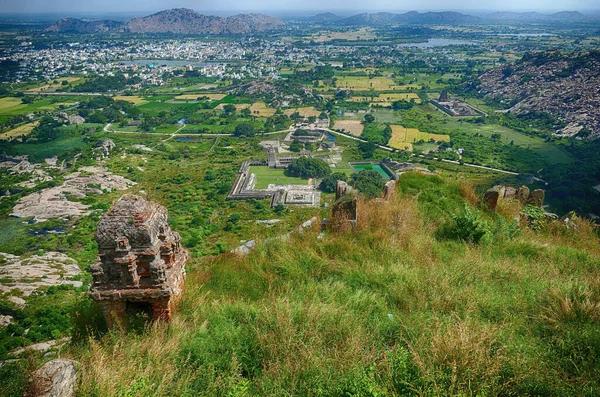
[249,166,309,189]
[12,133,87,162]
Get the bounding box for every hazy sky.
[2,0,599,14]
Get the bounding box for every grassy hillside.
[9,173,600,396]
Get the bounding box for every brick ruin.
[90,194,187,328]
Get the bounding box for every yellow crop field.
[388,125,450,151]
[0,121,38,140]
[215,103,251,111]
[333,120,363,136]
[175,94,225,101]
[284,107,321,117]
[27,77,81,92]
[114,96,148,105]
[0,97,22,110]
[249,102,276,117]
[335,76,401,91]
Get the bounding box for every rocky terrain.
[11,166,135,222]
[0,252,82,297]
[322,11,482,26]
[45,9,284,34]
[476,50,600,138]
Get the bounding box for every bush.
[350,170,386,199]
[233,123,256,137]
[319,172,348,193]
[438,205,491,244]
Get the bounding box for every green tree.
[233,123,256,137]
[350,170,386,199]
[319,172,347,193]
[286,157,331,179]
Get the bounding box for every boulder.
[484,189,500,211]
[503,187,517,200]
[517,186,530,204]
[382,180,396,201]
[529,189,545,207]
[28,359,78,397]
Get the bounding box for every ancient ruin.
[90,195,187,328]
[484,185,545,211]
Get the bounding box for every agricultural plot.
[174,94,226,101]
[248,166,308,189]
[215,103,251,111]
[0,97,76,118]
[388,125,450,151]
[333,120,364,136]
[310,28,377,43]
[26,77,82,92]
[284,107,321,117]
[334,76,401,91]
[113,96,148,106]
[0,121,38,140]
[249,102,276,117]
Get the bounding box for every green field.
[249,166,308,189]
[12,133,87,162]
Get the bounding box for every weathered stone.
[0,315,14,327]
[382,180,396,201]
[8,296,26,309]
[28,359,78,397]
[0,252,82,296]
[90,195,187,328]
[517,186,530,204]
[335,180,353,201]
[503,187,517,200]
[484,190,500,211]
[529,189,545,207]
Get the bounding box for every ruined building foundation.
[90,195,187,328]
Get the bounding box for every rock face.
[477,50,600,138]
[90,195,187,329]
[45,17,123,33]
[0,252,82,296]
[28,359,78,397]
[11,166,135,222]
[124,9,284,34]
[382,180,396,201]
[484,185,545,210]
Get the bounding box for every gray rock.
[8,296,26,309]
[29,359,78,397]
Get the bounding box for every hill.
[44,9,284,35]
[44,17,124,33]
[49,173,600,395]
[335,11,481,26]
[476,50,600,138]
[124,8,284,34]
[484,11,594,23]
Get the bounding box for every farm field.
[388,125,450,151]
[11,133,87,162]
[0,121,38,140]
[249,166,308,189]
[249,102,276,117]
[284,107,321,117]
[113,95,148,105]
[26,77,82,92]
[0,97,76,119]
[333,119,364,136]
[309,28,377,43]
[332,76,401,91]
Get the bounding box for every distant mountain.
[335,11,481,26]
[45,9,284,35]
[45,17,123,33]
[484,11,593,23]
[308,12,343,23]
[124,8,284,34]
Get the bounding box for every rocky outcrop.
[91,195,187,328]
[28,359,78,397]
[124,9,284,34]
[0,252,81,296]
[484,185,545,210]
[11,166,135,222]
[45,17,123,33]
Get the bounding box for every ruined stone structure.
[382,180,396,201]
[484,185,545,211]
[90,195,187,328]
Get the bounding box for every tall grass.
[72,173,600,396]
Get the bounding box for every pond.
[351,163,392,179]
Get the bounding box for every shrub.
[438,205,491,244]
[286,157,331,179]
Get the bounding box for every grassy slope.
[72,173,600,396]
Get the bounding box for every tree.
[233,123,256,137]
[223,104,236,115]
[289,139,303,152]
[358,141,376,158]
[363,114,375,123]
[350,170,386,199]
[240,108,251,118]
[319,172,347,193]
[286,157,331,179]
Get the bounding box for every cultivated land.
[113,95,148,105]
[388,125,450,151]
[348,93,421,105]
[333,119,364,136]
[0,121,38,140]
